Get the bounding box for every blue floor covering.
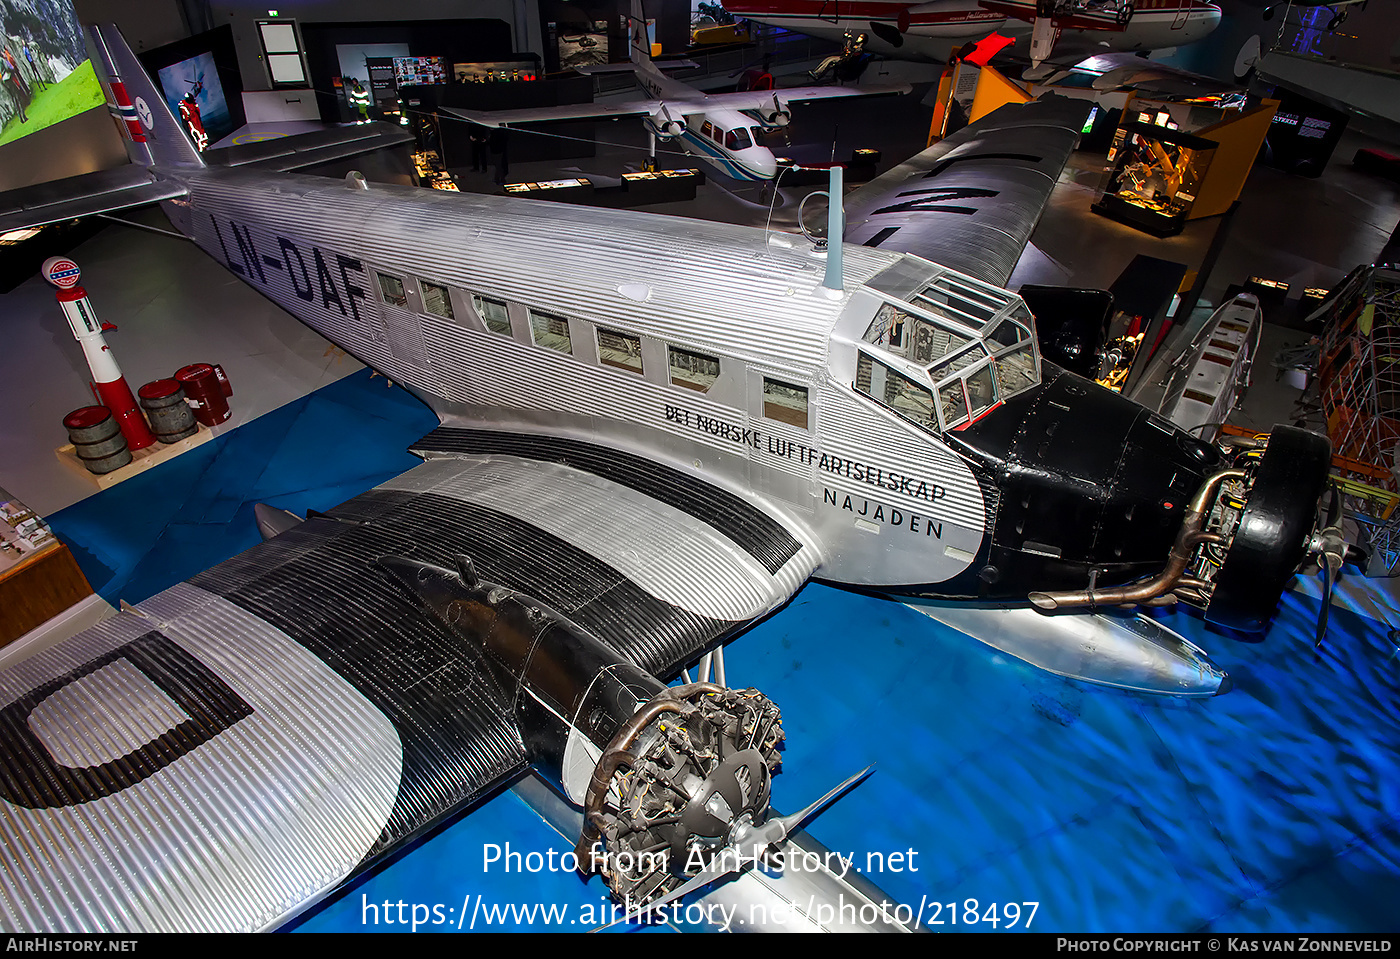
[45,369,1400,934]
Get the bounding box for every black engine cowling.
[1204,426,1332,634]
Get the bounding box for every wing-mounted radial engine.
[573,683,784,907]
[377,555,867,918]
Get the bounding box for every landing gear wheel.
[1205,426,1331,636]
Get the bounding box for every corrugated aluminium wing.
[0,125,414,234]
[0,448,819,931]
[0,165,186,233]
[841,95,1092,289]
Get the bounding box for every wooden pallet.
[55,422,217,490]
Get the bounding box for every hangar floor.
[2,84,1399,933]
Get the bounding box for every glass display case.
[1091,121,1217,237]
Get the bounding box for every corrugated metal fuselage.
[164,166,996,594]
[162,165,1204,602]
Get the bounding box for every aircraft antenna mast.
[823,164,844,292]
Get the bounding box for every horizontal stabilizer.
[0,166,186,234]
[202,121,415,173]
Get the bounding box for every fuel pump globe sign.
[41,256,81,289]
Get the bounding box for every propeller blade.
[1316,549,1342,649]
[767,764,875,842]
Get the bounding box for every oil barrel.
[64,406,132,475]
[138,379,197,443]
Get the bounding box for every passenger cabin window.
[473,294,511,336]
[598,328,643,373]
[530,310,573,354]
[710,125,723,143]
[725,128,752,151]
[669,346,720,393]
[419,280,453,319]
[376,272,407,307]
[763,377,808,429]
[701,120,715,139]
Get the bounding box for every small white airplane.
[0,19,1347,933]
[727,0,1222,67]
[443,0,910,182]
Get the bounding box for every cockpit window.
[856,352,937,432]
[725,127,752,151]
[987,317,1029,349]
[856,269,1042,425]
[913,277,1002,326]
[965,364,997,418]
[938,381,968,429]
[992,343,1038,397]
[864,303,970,364]
[931,343,988,377]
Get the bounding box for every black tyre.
[1205,426,1331,636]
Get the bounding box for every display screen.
[393,56,446,86]
[156,52,232,151]
[0,1,104,147]
[453,60,538,82]
[335,42,410,88]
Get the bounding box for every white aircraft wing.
[841,94,1091,289]
[0,441,820,932]
[709,83,911,111]
[441,98,664,128]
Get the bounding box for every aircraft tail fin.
[628,0,659,70]
[88,22,205,170]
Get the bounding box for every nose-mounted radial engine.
[1028,425,1344,642]
[377,554,865,918]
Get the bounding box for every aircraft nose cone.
[752,151,779,180]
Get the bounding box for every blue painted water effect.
[47,369,1400,933]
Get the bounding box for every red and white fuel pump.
[41,256,156,451]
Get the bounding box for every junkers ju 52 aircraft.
[0,22,1344,932]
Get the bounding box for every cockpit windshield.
[856,269,1041,433]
